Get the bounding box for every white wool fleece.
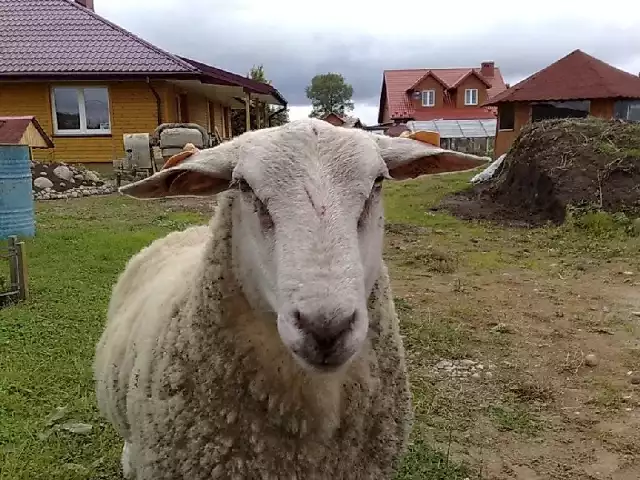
[94,192,413,479]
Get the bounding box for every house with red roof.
[377,61,507,124]
[0,0,287,166]
[484,49,640,158]
[321,112,364,129]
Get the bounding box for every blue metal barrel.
[0,145,35,239]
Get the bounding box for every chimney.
[480,61,495,78]
[76,0,94,10]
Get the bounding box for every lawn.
[1,174,639,479]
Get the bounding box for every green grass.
[0,196,207,480]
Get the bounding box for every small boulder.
[34,177,54,190]
[53,165,74,182]
[84,171,100,183]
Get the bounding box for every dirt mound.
[437,118,640,226]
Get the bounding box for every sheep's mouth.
[292,345,358,374]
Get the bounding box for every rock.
[74,174,84,182]
[632,312,640,317]
[471,373,481,379]
[34,177,54,189]
[631,375,640,385]
[53,165,73,182]
[484,371,494,379]
[84,171,100,183]
[585,354,599,367]
[461,359,476,366]
[491,323,514,334]
[39,171,48,176]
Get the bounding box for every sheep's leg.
[121,441,134,479]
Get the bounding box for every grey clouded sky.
[96,0,640,125]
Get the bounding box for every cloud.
[96,0,640,125]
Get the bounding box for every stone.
[585,354,599,367]
[53,165,74,182]
[74,174,84,182]
[631,375,640,386]
[471,373,481,379]
[484,371,493,379]
[34,177,54,189]
[84,171,100,183]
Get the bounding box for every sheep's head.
[120,119,488,374]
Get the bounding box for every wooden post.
[245,92,251,132]
[7,236,19,292]
[16,241,29,301]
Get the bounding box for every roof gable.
[0,0,197,75]
[451,69,492,89]
[407,70,449,91]
[485,49,640,105]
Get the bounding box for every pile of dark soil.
[437,118,640,226]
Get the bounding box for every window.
[531,100,590,122]
[464,88,478,106]
[176,93,189,123]
[614,100,640,122]
[421,90,435,107]
[498,103,515,130]
[51,87,111,135]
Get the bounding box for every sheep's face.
[120,119,488,374]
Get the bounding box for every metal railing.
[1,235,29,307]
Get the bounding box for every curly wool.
[93,191,413,479]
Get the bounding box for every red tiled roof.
[485,49,640,106]
[0,116,54,148]
[0,0,197,75]
[379,65,507,122]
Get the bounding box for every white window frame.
[51,86,112,136]
[421,89,436,107]
[464,88,479,106]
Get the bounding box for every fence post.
[7,236,19,292]
[16,241,29,301]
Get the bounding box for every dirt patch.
[386,223,640,480]
[437,118,640,226]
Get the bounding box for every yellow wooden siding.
[0,80,237,163]
[0,81,159,163]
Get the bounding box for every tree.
[231,65,289,136]
[305,73,354,118]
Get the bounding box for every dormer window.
[464,88,478,106]
[421,90,435,107]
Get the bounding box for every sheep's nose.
[294,308,356,352]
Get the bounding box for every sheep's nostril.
[294,309,356,352]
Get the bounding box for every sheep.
[93,118,488,480]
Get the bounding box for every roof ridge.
[63,0,197,73]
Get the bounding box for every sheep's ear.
[375,135,490,180]
[119,144,237,199]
